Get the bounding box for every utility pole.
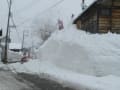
[22,30,25,51]
[2,0,12,64]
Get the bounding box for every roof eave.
[73,0,98,24]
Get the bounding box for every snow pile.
[7,60,120,90]
[38,63,120,90]
[7,50,22,62]
[5,25,120,90]
[38,25,120,76]
[9,43,22,49]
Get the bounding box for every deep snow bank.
[38,32,94,75]
[5,25,120,90]
[6,60,120,90]
[38,25,120,76]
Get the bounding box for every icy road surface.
[0,68,74,90]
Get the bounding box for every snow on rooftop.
[73,0,96,22]
[9,43,22,49]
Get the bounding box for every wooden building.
[73,0,120,33]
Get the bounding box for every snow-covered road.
[0,68,74,90]
[0,70,31,90]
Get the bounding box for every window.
[100,8,111,16]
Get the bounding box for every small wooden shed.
[73,0,120,33]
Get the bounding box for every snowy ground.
[38,25,120,76]
[0,67,73,90]
[4,60,120,90]
[0,0,120,89]
[2,25,120,90]
[0,68,32,90]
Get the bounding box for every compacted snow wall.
[38,26,120,76]
[39,39,95,75]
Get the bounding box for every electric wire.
[15,0,41,15]
[6,0,64,41]
[6,0,21,42]
[17,0,64,27]
[11,16,22,42]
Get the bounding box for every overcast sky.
[0,0,94,43]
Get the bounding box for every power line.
[11,16,21,42]
[2,0,22,64]
[15,0,41,15]
[44,0,64,11]
[2,0,12,64]
[34,0,64,16]
[7,0,21,42]
[16,0,64,27]
[5,0,65,27]
[6,0,9,6]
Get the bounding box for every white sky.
[0,0,95,43]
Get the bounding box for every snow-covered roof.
[9,43,22,49]
[73,0,97,23]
